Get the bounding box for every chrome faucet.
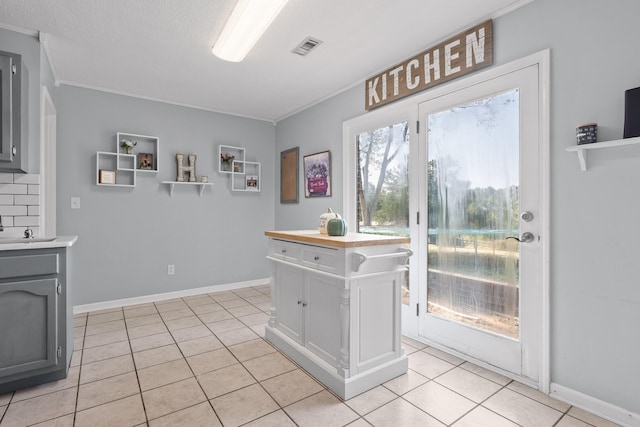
[24,228,33,238]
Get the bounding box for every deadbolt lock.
[520,211,534,222]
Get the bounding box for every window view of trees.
[427,90,520,338]
[357,121,409,236]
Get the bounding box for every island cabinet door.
[274,262,304,344]
[304,272,341,367]
[0,278,58,378]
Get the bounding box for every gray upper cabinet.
[0,49,27,173]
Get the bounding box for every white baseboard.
[73,278,270,314]
[550,382,640,427]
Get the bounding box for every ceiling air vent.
[291,37,323,56]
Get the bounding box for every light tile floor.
[0,285,621,427]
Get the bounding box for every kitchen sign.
[365,20,493,110]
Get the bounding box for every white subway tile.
[0,195,13,205]
[0,227,23,238]
[28,184,40,195]
[28,205,40,216]
[1,217,13,227]
[13,174,40,184]
[0,173,13,184]
[0,184,27,195]
[0,205,28,216]
[14,195,40,205]
[14,216,40,227]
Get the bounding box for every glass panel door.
[418,64,540,379]
[427,89,520,338]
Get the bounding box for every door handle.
[506,232,535,243]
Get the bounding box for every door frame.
[344,49,550,391]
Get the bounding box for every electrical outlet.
[167,265,175,275]
[71,197,81,209]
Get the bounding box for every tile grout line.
[71,311,89,426]
[159,295,225,426]
[208,288,302,426]
[123,305,151,426]
[121,290,271,424]
[200,291,296,426]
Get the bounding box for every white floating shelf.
[162,181,214,197]
[566,136,640,171]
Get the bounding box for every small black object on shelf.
[576,123,597,145]
[624,86,640,138]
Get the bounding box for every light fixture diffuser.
[212,0,289,62]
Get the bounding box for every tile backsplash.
[0,172,40,237]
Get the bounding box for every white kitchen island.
[265,230,411,399]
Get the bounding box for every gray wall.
[274,0,640,416]
[0,28,41,172]
[56,86,275,305]
[275,86,361,229]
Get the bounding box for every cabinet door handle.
[302,302,308,307]
[314,255,320,261]
[281,249,287,254]
[297,300,302,305]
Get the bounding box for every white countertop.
[0,235,78,252]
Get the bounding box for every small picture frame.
[304,150,331,197]
[138,153,154,170]
[246,175,259,190]
[99,169,116,185]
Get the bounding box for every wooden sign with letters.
[365,20,493,110]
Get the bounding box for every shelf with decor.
[96,152,136,187]
[566,136,640,171]
[161,181,215,197]
[231,161,261,192]
[117,132,159,173]
[218,145,245,174]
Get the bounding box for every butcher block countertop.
[265,230,409,249]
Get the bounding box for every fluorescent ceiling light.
[212,0,289,62]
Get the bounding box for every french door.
[418,64,541,380]
[344,53,548,386]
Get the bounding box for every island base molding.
[266,326,408,400]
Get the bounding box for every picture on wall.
[99,169,115,184]
[303,150,331,197]
[138,153,154,170]
[246,175,259,190]
[280,147,299,203]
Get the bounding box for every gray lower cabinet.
[0,248,72,393]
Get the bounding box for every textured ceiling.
[0,0,530,122]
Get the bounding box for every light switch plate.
[71,197,80,209]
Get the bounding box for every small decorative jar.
[319,208,340,234]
